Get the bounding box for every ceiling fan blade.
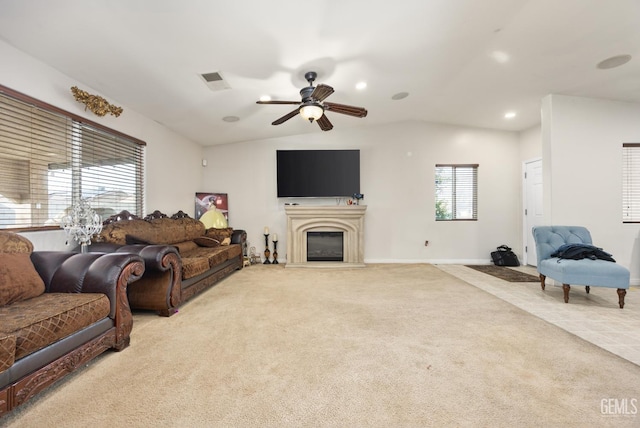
[256,100,300,105]
[324,102,368,118]
[272,108,300,125]
[311,84,334,102]
[317,114,333,131]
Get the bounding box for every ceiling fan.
[256,71,368,131]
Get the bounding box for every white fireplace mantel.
[285,205,367,268]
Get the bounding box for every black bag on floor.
[491,245,520,266]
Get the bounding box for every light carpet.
[2,264,639,427]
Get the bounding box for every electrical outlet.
[425,240,429,246]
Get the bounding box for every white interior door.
[524,159,543,266]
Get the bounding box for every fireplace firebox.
[307,231,344,262]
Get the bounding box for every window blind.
[623,143,640,223]
[435,164,478,221]
[0,85,145,230]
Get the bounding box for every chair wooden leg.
[617,289,626,309]
[585,286,590,294]
[562,284,570,303]
[539,274,546,290]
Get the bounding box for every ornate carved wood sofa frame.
[89,210,246,316]
[0,232,144,416]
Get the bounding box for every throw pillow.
[193,236,221,248]
[172,241,199,254]
[220,237,231,246]
[0,232,33,253]
[204,227,234,243]
[0,253,45,306]
[125,234,152,245]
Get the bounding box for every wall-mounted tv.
[277,149,360,198]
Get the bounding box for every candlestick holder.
[263,233,271,264]
[272,239,279,264]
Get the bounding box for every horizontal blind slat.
[435,164,478,221]
[0,87,145,229]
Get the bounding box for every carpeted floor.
[465,264,540,282]
[2,264,639,427]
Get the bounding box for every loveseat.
[90,210,246,316]
[0,231,144,415]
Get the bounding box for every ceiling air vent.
[200,71,231,91]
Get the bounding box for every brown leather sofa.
[90,210,246,316]
[0,232,144,415]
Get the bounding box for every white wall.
[542,94,640,283]
[0,40,204,250]
[0,39,527,261]
[519,125,542,162]
[204,120,521,263]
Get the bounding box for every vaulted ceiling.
[0,0,638,146]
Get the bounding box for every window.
[623,143,640,223]
[0,85,145,230]
[435,164,478,221]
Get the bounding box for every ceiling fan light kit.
[299,103,324,122]
[256,71,367,131]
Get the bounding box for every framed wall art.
[195,192,228,223]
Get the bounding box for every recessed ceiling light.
[222,116,240,122]
[504,111,516,119]
[392,92,409,100]
[259,95,271,102]
[490,50,510,64]
[355,81,367,90]
[597,54,632,70]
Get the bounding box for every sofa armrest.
[84,242,180,273]
[30,252,145,315]
[114,244,181,273]
[231,229,247,246]
[116,245,182,308]
[82,243,182,314]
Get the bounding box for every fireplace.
[285,205,366,268]
[307,231,344,262]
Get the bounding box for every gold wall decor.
[70,86,123,117]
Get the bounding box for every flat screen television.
[277,149,360,198]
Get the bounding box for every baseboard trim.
[364,259,491,265]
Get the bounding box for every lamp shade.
[299,104,324,122]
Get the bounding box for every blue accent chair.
[532,226,629,308]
